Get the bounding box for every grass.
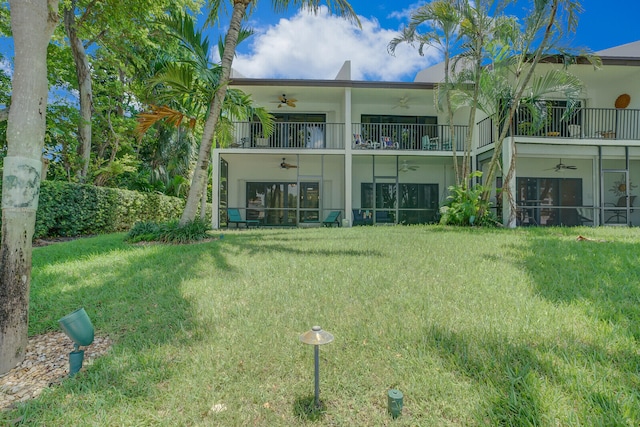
[3,225,640,426]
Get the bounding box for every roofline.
[537,54,640,66]
[229,78,436,90]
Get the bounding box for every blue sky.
[214,0,640,82]
[1,1,638,83]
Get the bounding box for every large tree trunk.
[1,0,58,375]
[179,2,247,225]
[64,0,93,182]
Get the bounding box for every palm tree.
[401,0,587,226]
[137,13,273,202]
[389,0,464,183]
[178,0,361,225]
[475,0,587,227]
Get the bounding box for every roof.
[596,40,640,59]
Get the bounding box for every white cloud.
[226,6,442,82]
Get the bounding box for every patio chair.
[421,135,438,150]
[352,209,373,226]
[380,136,398,149]
[353,133,369,149]
[227,208,260,229]
[605,196,636,224]
[322,211,342,227]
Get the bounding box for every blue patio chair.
[352,209,373,226]
[381,136,398,149]
[322,211,342,227]
[227,208,260,229]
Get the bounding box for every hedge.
[2,180,185,239]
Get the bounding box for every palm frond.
[136,105,197,138]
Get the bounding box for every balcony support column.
[502,138,517,228]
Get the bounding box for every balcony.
[229,122,345,149]
[352,123,467,151]
[228,122,468,151]
[478,106,640,148]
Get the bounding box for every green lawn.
[4,225,640,426]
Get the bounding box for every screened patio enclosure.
[350,155,455,225]
[219,153,345,227]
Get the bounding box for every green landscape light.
[58,308,95,377]
[299,326,334,408]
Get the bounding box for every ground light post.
[58,308,94,376]
[299,326,334,407]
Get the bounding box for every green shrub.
[126,221,162,243]
[126,218,211,244]
[439,171,498,227]
[0,180,185,238]
[158,218,211,243]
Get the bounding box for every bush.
[439,171,499,227]
[0,180,185,239]
[126,221,162,243]
[126,218,211,244]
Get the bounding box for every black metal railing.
[229,122,345,149]
[477,106,640,146]
[351,123,467,151]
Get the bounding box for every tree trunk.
[1,0,58,375]
[179,2,247,225]
[64,0,93,182]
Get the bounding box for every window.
[515,100,582,137]
[360,114,437,150]
[246,181,320,226]
[361,183,439,224]
[252,113,326,148]
[516,177,583,226]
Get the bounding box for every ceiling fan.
[546,159,577,172]
[280,157,297,169]
[274,94,297,108]
[400,160,418,172]
[392,95,410,109]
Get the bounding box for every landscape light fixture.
[299,325,334,408]
[58,307,94,377]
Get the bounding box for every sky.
[207,0,640,82]
[0,1,638,83]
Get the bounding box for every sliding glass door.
[246,181,320,226]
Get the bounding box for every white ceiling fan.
[400,160,418,172]
[546,159,577,172]
[272,93,297,108]
[392,95,410,109]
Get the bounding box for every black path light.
[299,325,334,407]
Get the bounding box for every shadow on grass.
[520,233,640,339]
[219,231,384,258]
[14,234,234,420]
[421,324,638,425]
[293,395,326,422]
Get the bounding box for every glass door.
[246,182,298,226]
[602,170,631,225]
[299,182,320,223]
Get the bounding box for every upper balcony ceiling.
[233,84,434,111]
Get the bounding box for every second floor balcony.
[228,121,468,151]
[479,106,640,148]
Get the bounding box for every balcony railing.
[228,122,469,151]
[478,106,640,146]
[351,123,467,151]
[229,122,345,149]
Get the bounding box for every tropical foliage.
[393,0,591,226]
